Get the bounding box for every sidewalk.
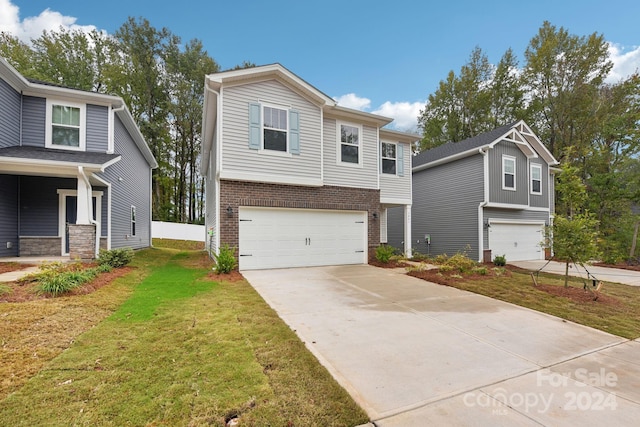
[510,260,640,287]
[0,256,70,283]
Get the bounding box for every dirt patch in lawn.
[369,259,404,268]
[0,263,35,274]
[0,267,134,303]
[535,283,623,307]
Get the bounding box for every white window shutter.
[248,103,261,150]
[397,143,404,176]
[289,110,300,154]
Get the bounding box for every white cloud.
[0,0,98,42]
[606,43,640,83]
[334,93,371,110]
[372,101,423,132]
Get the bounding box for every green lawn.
[0,249,368,426]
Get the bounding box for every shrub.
[472,266,488,275]
[97,248,134,268]
[410,251,430,262]
[36,268,97,296]
[213,244,237,274]
[445,253,477,273]
[493,254,507,266]
[375,245,396,263]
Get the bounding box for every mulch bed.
[369,260,405,268]
[593,262,640,272]
[0,263,35,274]
[206,270,245,282]
[0,267,134,303]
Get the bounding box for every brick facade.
[219,180,381,260]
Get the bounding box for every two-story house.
[388,121,559,262]
[201,64,418,270]
[0,57,157,259]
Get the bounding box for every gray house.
[201,64,418,270]
[388,121,559,262]
[0,57,157,259]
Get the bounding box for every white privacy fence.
[152,221,205,242]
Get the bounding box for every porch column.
[76,167,92,224]
[404,204,412,259]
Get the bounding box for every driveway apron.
[242,265,640,426]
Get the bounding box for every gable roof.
[413,121,558,171]
[0,56,157,169]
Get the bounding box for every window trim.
[502,155,516,191]
[336,121,363,167]
[261,103,289,154]
[45,98,86,151]
[381,141,397,175]
[530,163,542,195]
[130,205,136,237]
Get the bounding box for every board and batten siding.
[21,95,46,147]
[411,154,484,259]
[0,78,21,148]
[100,115,152,250]
[322,119,378,189]
[482,207,550,250]
[86,104,109,152]
[380,141,411,202]
[0,175,18,256]
[489,140,529,206]
[221,80,322,182]
[529,157,549,208]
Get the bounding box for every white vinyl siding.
[221,80,322,182]
[323,119,378,189]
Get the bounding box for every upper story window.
[45,99,86,151]
[502,155,516,190]
[531,163,542,195]
[263,106,287,152]
[248,102,300,155]
[381,142,397,174]
[338,122,362,166]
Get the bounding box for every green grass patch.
[153,238,205,251]
[0,249,368,426]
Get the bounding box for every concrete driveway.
[242,265,640,426]
[511,260,640,287]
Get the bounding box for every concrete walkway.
[243,265,640,426]
[511,260,640,286]
[0,256,70,283]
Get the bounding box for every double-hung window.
[263,106,288,152]
[531,163,542,195]
[130,206,136,237]
[502,155,516,190]
[381,142,397,174]
[338,122,362,165]
[46,99,86,150]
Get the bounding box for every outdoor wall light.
[226,205,233,217]
[372,212,378,220]
[484,219,491,228]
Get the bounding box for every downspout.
[78,166,100,258]
[477,147,489,262]
[204,81,221,254]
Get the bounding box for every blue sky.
[2,0,639,131]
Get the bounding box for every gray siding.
[380,141,412,202]
[489,140,528,205]
[323,120,379,189]
[86,104,109,152]
[221,80,322,182]
[100,115,152,249]
[550,172,555,214]
[0,78,21,148]
[410,154,484,259]
[19,176,75,236]
[482,207,550,249]
[0,174,18,256]
[21,96,46,147]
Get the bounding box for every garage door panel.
[238,207,367,270]
[489,222,544,262]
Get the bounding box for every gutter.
[477,147,489,262]
[203,81,222,253]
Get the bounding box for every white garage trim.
[488,220,545,262]
[238,207,368,270]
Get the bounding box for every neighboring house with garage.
[0,57,157,259]
[201,64,418,270]
[388,121,559,262]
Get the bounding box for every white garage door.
[238,207,367,270]
[489,222,544,262]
